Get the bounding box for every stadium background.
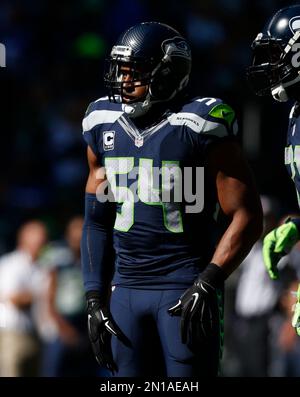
[1,0,300,377]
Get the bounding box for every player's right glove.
[86,291,131,374]
[292,283,300,336]
[263,219,300,280]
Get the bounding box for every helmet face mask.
[247,37,295,96]
[104,22,192,117]
[247,5,300,101]
[104,56,153,104]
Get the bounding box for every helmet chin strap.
[122,94,152,119]
[122,90,175,119]
[272,73,300,102]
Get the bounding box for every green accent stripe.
[209,103,235,129]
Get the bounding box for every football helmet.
[104,22,192,117]
[247,5,300,102]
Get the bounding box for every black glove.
[168,263,224,349]
[86,291,131,374]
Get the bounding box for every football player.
[81,21,263,376]
[247,5,300,336]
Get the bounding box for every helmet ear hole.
[150,61,189,100]
[150,64,176,99]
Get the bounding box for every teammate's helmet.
[247,5,300,102]
[104,22,192,117]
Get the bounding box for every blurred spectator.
[0,220,48,377]
[45,98,87,188]
[41,216,97,376]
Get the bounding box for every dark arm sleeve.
[81,193,115,295]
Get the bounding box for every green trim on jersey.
[209,103,235,129]
[217,289,224,376]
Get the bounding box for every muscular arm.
[85,146,104,194]
[81,146,115,297]
[168,139,263,347]
[208,140,263,277]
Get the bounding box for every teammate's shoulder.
[82,96,123,132]
[289,101,300,119]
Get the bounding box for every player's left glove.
[168,263,224,349]
[263,218,300,280]
[292,283,300,336]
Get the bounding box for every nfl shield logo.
[135,136,144,148]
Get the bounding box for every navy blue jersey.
[82,96,238,289]
[285,103,300,206]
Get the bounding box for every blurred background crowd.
[1,0,300,377]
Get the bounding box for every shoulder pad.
[206,102,237,134]
[170,97,238,136]
[82,97,123,133]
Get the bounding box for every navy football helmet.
[247,5,300,101]
[104,22,192,117]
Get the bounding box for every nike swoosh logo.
[99,310,118,336]
[100,310,108,322]
[190,292,199,312]
[105,323,117,336]
[222,110,233,117]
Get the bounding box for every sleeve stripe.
[95,96,109,102]
[168,112,206,132]
[202,122,228,137]
[168,112,228,136]
[289,105,296,119]
[82,110,123,133]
